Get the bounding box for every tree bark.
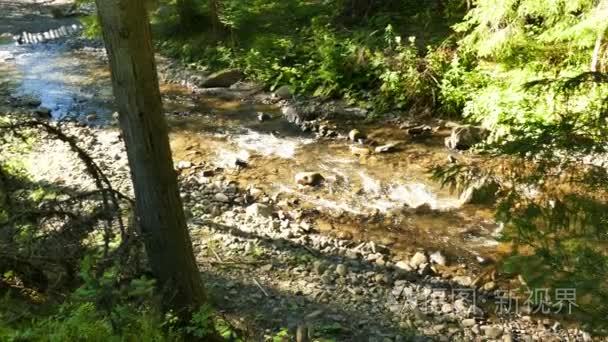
[591,0,608,72]
[176,0,198,30]
[94,0,208,321]
[209,0,223,34]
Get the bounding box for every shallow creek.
[0,41,503,265]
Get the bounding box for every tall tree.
[176,0,198,30]
[94,0,212,327]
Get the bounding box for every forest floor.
[0,0,603,341]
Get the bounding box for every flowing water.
[0,40,503,264]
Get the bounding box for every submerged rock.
[445,125,489,150]
[86,113,98,122]
[295,172,324,186]
[33,107,52,118]
[199,69,244,88]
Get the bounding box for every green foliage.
[433,71,608,331]
[151,0,463,114]
[0,263,171,342]
[447,0,608,130]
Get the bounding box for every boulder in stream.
[459,177,500,205]
[445,125,489,150]
[281,103,321,124]
[375,142,399,153]
[295,172,324,186]
[348,129,365,141]
[199,69,244,88]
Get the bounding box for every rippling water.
[0,40,502,261]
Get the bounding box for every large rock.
[295,172,324,186]
[459,178,500,205]
[199,69,244,88]
[281,103,321,124]
[273,85,293,99]
[444,125,489,150]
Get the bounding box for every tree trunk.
[209,0,223,34]
[591,0,608,72]
[176,0,198,30]
[94,0,209,322]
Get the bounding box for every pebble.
[335,264,348,277]
[483,281,496,291]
